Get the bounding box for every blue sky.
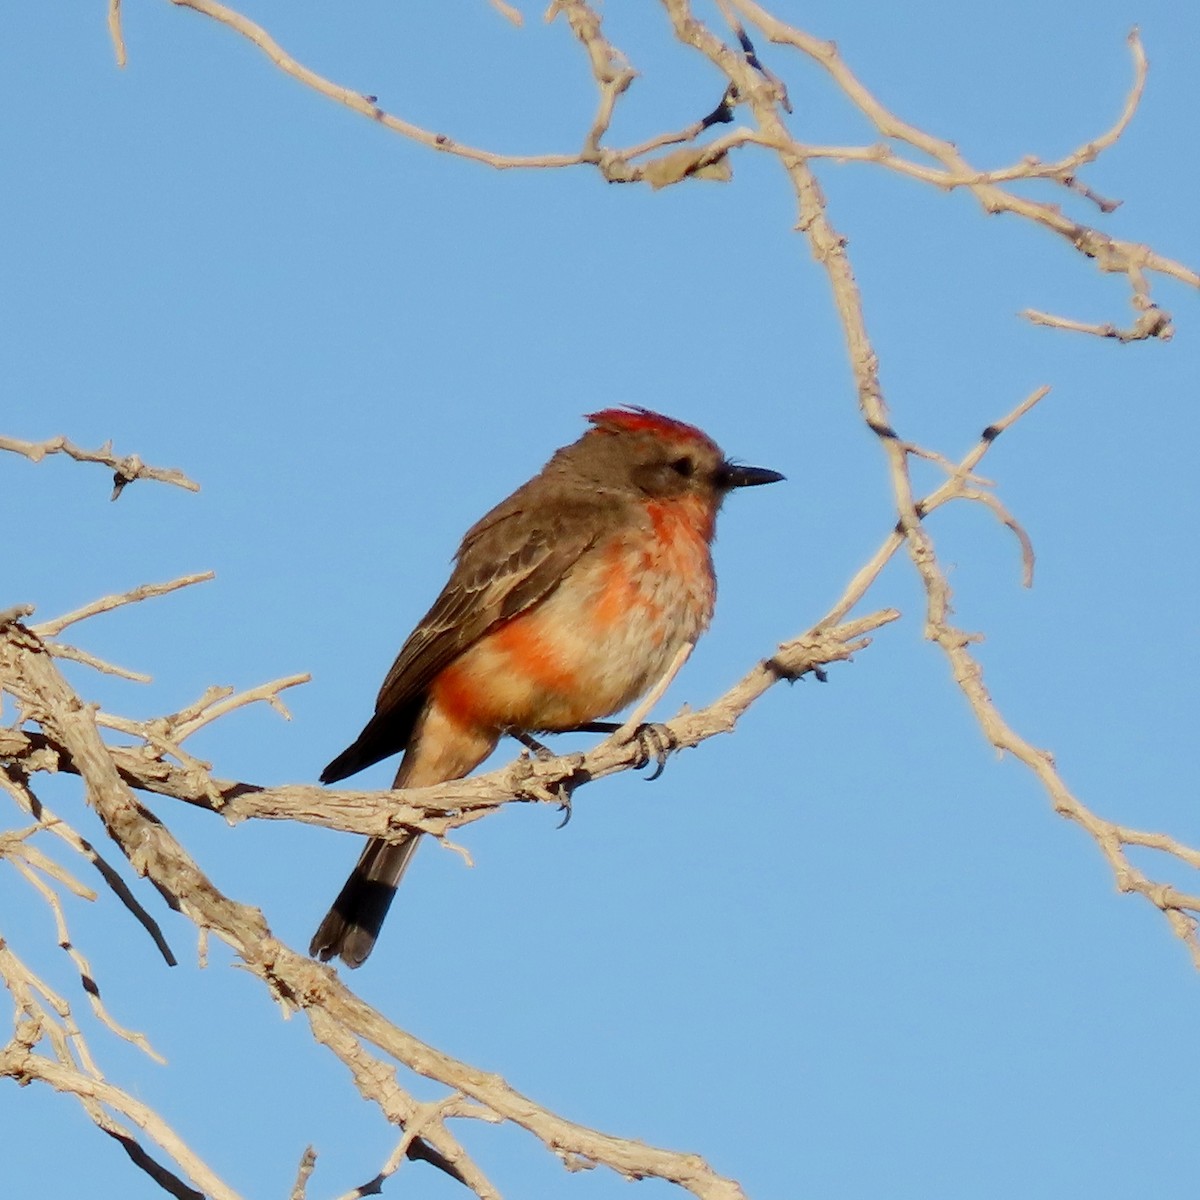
[3,2,1198,1198]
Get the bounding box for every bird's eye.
[670,456,694,477]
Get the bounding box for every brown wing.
[320,496,612,783]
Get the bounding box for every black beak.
[718,462,786,490]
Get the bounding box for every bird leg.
[511,641,693,822]
[615,640,693,739]
[579,641,692,779]
[511,731,576,827]
[569,721,676,779]
[513,730,554,759]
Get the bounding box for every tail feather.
[309,833,422,967]
[319,696,424,784]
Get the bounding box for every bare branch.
[32,573,216,639]
[1,766,177,964]
[4,6,1191,1197]
[548,0,636,155]
[9,854,164,1063]
[0,604,36,630]
[10,609,897,843]
[164,674,309,744]
[0,434,198,496]
[289,1148,317,1200]
[43,642,153,684]
[167,0,586,170]
[487,0,523,26]
[0,1040,242,1200]
[654,1,1200,968]
[161,0,761,189]
[4,606,789,1198]
[1021,304,1174,342]
[726,5,1197,305]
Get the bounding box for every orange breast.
[429,497,717,733]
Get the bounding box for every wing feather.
[320,496,612,783]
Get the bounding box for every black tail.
[309,834,422,967]
[320,695,423,784]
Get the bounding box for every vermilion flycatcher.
[311,407,783,966]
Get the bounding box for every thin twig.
[0,1043,242,1200]
[2,749,177,970]
[169,0,585,170]
[32,573,216,638]
[108,0,128,67]
[0,434,197,495]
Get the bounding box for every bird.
[310,406,783,967]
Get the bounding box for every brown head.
[544,406,784,516]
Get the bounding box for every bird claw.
[514,733,577,827]
[513,724,669,825]
[629,722,677,781]
[555,788,573,829]
[768,655,828,684]
[528,739,573,825]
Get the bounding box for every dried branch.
[0,434,199,498]
[0,947,206,1200]
[7,850,163,1062]
[32,573,215,639]
[108,0,127,68]
[547,0,636,156]
[42,641,153,683]
[0,604,36,631]
[486,0,523,27]
[1021,303,1175,342]
[656,0,1200,966]
[5,609,895,843]
[153,0,762,188]
[7,4,1193,1197]
[0,766,176,964]
[4,627,756,1199]
[165,0,586,170]
[339,1095,473,1199]
[724,5,1195,315]
[128,0,1197,328]
[0,1036,241,1200]
[289,1148,317,1200]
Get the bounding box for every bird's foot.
[768,654,829,683]
[627,721,677,781]
[512,732,576,827]
[568,720,677,780]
